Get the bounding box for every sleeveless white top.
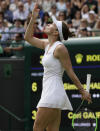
[37,41,73,110]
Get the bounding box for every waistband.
[43,74,62,81]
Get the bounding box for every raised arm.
[54,44,92,103]
[24,3,48,49]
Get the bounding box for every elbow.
[65,68,74,76]
[24,34,33,42]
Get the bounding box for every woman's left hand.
[81,90,92,103]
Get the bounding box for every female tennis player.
[24,3,92,131]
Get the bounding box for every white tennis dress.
[37,41,73,110]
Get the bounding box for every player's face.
[44,23,58,35]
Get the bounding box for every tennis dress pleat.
[37,41,73,110]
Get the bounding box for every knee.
[33,120,44,131]
[46,126,59,131]
[33,125,39,131]
[33,124,40,131]
[46,125,59,131]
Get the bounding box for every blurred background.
[0,0,100,57]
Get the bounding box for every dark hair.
[41,12,50,26]
[62,22,75,40]
[0,11,4,18]
[51,4,57,9]
[59,11,67,21]
[16,33,23,39]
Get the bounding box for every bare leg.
[33,107,61,131]
[46,110,61,131]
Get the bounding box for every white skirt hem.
[37,102,73,111]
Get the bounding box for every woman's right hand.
[32,3,40,19]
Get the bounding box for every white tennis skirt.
[37,76,73,111]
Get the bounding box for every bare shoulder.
[56,44,68,52]
[55,44,69,58]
